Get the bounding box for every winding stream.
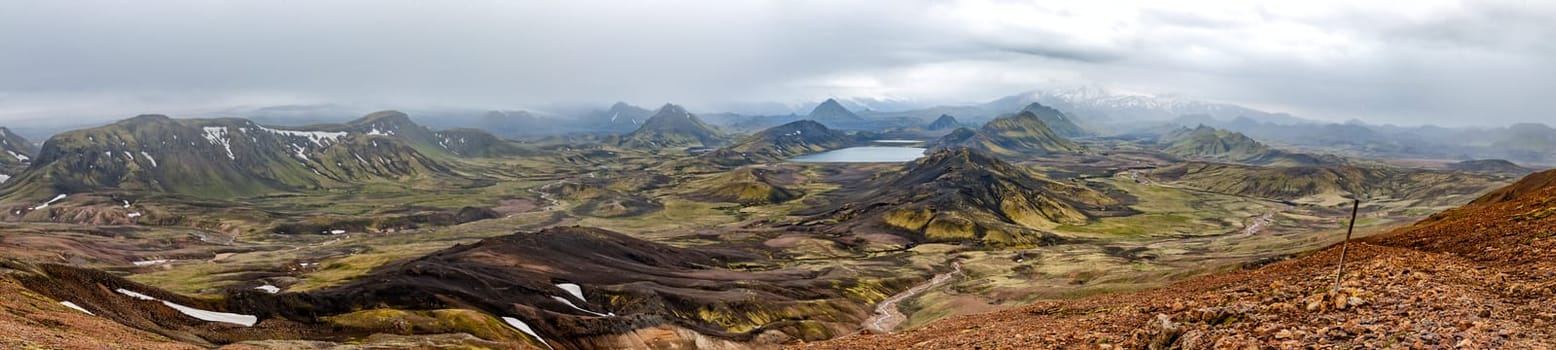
[528,179,569,211]
[865,262,964,333]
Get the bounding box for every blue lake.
[788,146,927,163]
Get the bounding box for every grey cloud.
[988,42,1127,63]
[0,0,1551,128]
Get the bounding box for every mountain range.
[1175,116,1556,165]
[0,111,517,200]
[11,85,1544,166]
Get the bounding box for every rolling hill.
[685,166,803,205]
[1445,159,1533,176]
[1151,161,1502,206]
[1160,125,1331,166]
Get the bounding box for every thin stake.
[1333,198,1361,291]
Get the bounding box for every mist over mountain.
[1172,115,1556,165]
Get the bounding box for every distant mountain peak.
[121,114,175,124]
[620,103,724,148]
[927,115,962,130]
[807,98,861,121]
[1019,103,1086,137]
[350,110,413,125]
[1021,102,1061,115]
[657,103,690,116]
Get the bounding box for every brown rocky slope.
[797,169,1556,349]
[0,274,196,350]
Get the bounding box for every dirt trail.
[865,262,963,333]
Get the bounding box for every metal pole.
[1333,198,1360,291]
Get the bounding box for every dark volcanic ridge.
[9,226,921,349]
[799,147,1121,247]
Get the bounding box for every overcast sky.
[1,0,1552,127]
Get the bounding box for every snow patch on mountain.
[201,127,237,160]
[258,126,347,147]
[502,316,552,349]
